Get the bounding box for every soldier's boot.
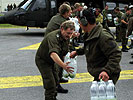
[129,60,133,64]
[45,93,58,100]
[45,91,58,100]
[121,45,128,52]
[60,78,68,83]
[45,97,57,100]
[56,84,68,93]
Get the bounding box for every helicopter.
[0,0,132,29]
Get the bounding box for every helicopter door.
[49,0,57,17]
[25,0,48,27]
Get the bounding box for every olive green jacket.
[120,12,130,28]
[102,9,108,21]
[116,11,123,24]
[45,14,68,36]
[77,24,121,77]
[36,29,69,64]
[127,17,133,36]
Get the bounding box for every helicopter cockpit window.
[51,1,56,8]
[31,0,46,11]
[119,3,128,11]
[21,0,32,10]
[106,2,116,10]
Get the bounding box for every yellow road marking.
[18,43,41,50]
[0,70,133,89]
[18,43,126,50]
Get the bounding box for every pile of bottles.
[90,80,116,100]
[63,52,77,78]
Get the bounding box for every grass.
[0,24,25,28]
[0,13,24,28]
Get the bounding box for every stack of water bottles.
[63,52,77,79]
[90,79,116,100]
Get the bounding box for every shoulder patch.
[56,34,59,38]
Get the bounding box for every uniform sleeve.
[127,17,133,36]
[76,47,85,55]
[121,14,125,20]
[99,36,122,75]
[47,37,61,56]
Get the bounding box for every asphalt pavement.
[0,27,133,100]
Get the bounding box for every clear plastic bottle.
[99,80,106,100]
[90,81,99,100]
[106,80,116,100]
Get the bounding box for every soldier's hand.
[64,62,74,73]
[66,66,74,73]
[72,32,80,38]
[70,51,77,58]
[99,71,109,82]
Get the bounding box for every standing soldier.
[70,8,121,84]
[102,5,111,31]
[128,5,133,49]
[35,20,75,100]
[95,8,103,24]
[114,7,123,42]
[127,17,133,64]
[120,8,131,52]
[45,4,71,36]
[44,3,72,93]
[124,5,128,13]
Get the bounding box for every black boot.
[129,60,133,64]
[60,78,68,83]
[121,48,128,52]
[122,46,128,52]
[56,84,68,93]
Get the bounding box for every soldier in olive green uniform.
[95,8,103,24]
[128,5,133,49]
[35,21,75,100]
[71,9,121,84]
[114,7,123,42]
[45,4,71,36]
[45,4,72,87]
[127,17,133,64]
[120,8,131,52]
[102,5,111,31]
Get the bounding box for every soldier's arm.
[99,36,121,76]
[50,52,73,73]
[127,17,133,36]
[121,19,128,25]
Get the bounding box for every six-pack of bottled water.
[90,80,117,100]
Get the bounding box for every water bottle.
[99,80,106,100]
[68,57,77,78]
[106,80,116,100]
[90,81,99,100]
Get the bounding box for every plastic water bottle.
[106,80,116,100]
[99,80,106,100]
[68,57,77,78]
[90,81,99,100]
